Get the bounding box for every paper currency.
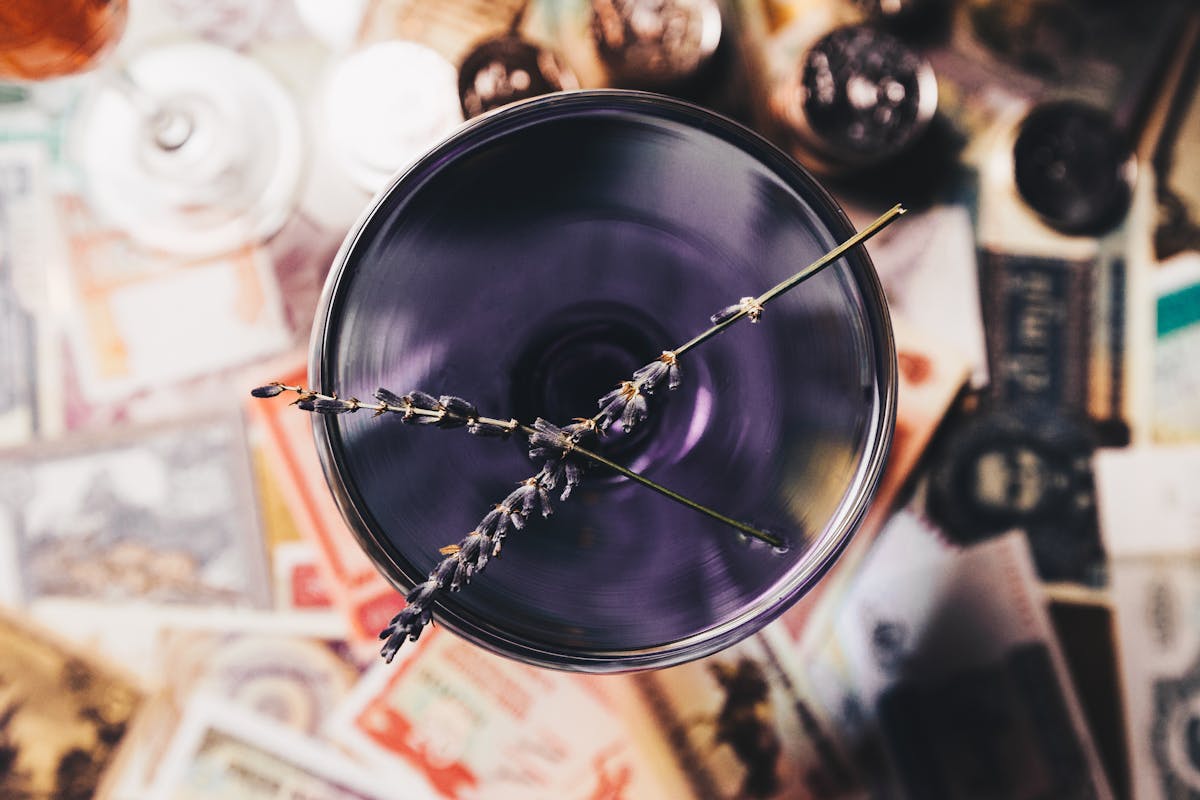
[791,514,1113,799]
[56,193,290,406]
[0,412,270,609]
[1095,445,1200,558]
[0,607,144,800]
[631,629,855,800]
[246,367,400,642]
[249,441,340,616]
[105,632,361,800]
[0,141,64,446]
[147,696,428,800]
[846,203,989,388]
[1150,253,1200,442]
[328,627,667,799]
[1097,445,1200,798]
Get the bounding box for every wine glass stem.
[110,65,194,151]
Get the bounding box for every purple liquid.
[312,92,894,670]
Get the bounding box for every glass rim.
[308,89,897,672]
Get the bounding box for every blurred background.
[0,0,1198,797]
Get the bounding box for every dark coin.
[1012,100,1135,236]
[1152,655,1200,796]
[458,35,576,120]
[926,403,1103,584]
[589,0,723,88]
[790,24,936,169]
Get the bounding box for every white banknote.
[793,513,1114,799]
[1097,445,1200,799]
[146,696,430,800]
[0,141,64,445]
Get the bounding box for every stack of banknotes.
[2,0,1199,797]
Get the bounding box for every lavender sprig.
[253,203,907,662]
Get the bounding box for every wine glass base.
[72,40,303,257]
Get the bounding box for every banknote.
[0,606,144,800]
[328,626,670,799]
[791,516,1113,799]
[146,695,429,800]
[1095,445,1200,559]
[844,203,989,389]
[0,141,64,446]
[1149,253,1200,442]
[249,440,339,615]
[55,193,291,406]
[104,631,361,799]
[0,411,270,610]
[246,366,401,642]
[974,123,1135,440]
[630,629,859,800]
[1096,445,1200,798]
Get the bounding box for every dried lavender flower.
[539,457,586,500]
[467,418,517,438]
[250,383,285,398]
[375,387,406,409]
[528,418,575,460]
[308,397,360,414]
[598,382,648,432]
[631,351,682,394]
[439,395,478,421]
[710,296,764,325]
[402,390,442,424]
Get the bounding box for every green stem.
[674,204,906,358]
[521,425,783,547]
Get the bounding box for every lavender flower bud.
[711,296,764,325]
[251,384,285,398]
[457,531,484,564]
[310,398,358,414]
[380,606,428,662]
[439,395,478,420]
[401,390,441,424]
[432,557,459,589]
[375,387,406,409]
[539,458,586,501]
[621,391,648,430]
[528,418,574,460]
[562,417,598,444]
[710,303,742,325]
[560,461,585,500]
[450,558,473,590]
[598,382,647,432]
[296,398,317,412]
[405,579,438,610]
[478,507,505,537]
[632,360,670,393]
[597,384,631,433]
[468,418,516,438]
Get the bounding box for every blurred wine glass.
[0,0,303,257]
[0,0,128,80]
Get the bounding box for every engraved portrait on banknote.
[0,413,270,608]
[0,609,143,800]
